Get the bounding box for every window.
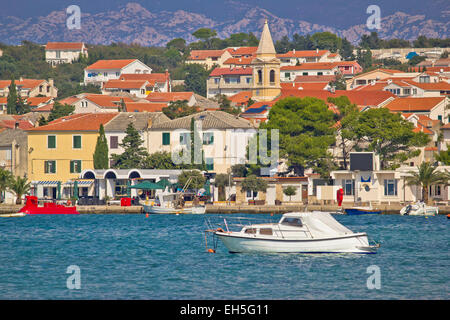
[73,135,81,149]
[203,132,214,145]
[47,86,50,93]
[56,51,61,58]
[281,217,303,227]
[44,160,56,174]
[214,78,220,84]
[179,132,190,145]
[302,72,308,76]
[206,158,214,171]
[413,88,417,95]
[162,132,170,146]
[246,77,252,84]
[103,72,108,77]
[39,85,43,92]
[285,72,290,79]
[70,160,81,173]
[384,179,397,196]
[317,72,323,76]
[110,136,119,149]
[269,70,275,83]
[259,228,273,235]
[116,72,120,77]
[257,70,262,84]
[403,89,411,95]
[141,89,145,95]
[244,228,257,234]
[438,115,443,122]
[47,135,56,149]
[343,179,355,196]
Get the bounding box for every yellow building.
[27,113,117,199]
[251,20,281,102]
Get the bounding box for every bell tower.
[251,20,281,102]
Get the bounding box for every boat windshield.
[281,217,303,227]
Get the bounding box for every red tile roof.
[119,73,169,86]
[28,113,118,131]
[209,67,253,76]
[85,59,137,70]
[228,91,252,106]
[45,42,84,50]
[294,75,336,83]
[26,97,53,107]
[83,94,134,108]
[223,57,254,65]
[279,89,395,107]
[384,97,446,112]
[103,80,148,89]
[281,63,339,71]
[226,47,258,56]
[146,92,194,103]
[188,50,227,60]
[0,79,46,89]
[277,50,329,58]
[125,102,167,112]
[0,120,34,130]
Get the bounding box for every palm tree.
[9,175,30,205]
[405,162,448,204]
[0,168,13,203]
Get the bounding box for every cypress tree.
[7,78,17,115]
[93,124,109,169]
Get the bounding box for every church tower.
[251,20,281,102]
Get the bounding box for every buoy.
[207,248,216,253]
[145,213,149,218]
[447,214,450,219]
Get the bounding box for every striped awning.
[65,180,95,186]
[34,181,60,186]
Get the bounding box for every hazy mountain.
[0,2,448,46]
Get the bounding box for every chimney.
[19,77,23,82]
[48,78,54,86]
[293,49,296,54]
[316,48,319,54]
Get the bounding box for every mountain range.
[0,1,448,46]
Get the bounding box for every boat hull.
[0,212,26,217]
[19,206,79,215]
[400,206,438,216]
[143,204,206,214]
[345,208,381,215]
[216,232,377,254]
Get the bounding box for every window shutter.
[73,136,81,149]
[162,133,170,145]
[48,136,56,149]
[70,160,74,173]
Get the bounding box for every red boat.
[18,196,79,215]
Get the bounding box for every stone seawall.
[1,204,449,214]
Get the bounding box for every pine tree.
[111,122,148,169]
[7,78,17,115]
[93,124,109,169]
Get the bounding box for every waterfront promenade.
[1,203,450,214]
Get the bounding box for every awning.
[130,181,165,190]
[33,181,60,186]
[64,180,95,186]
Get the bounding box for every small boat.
[142,191,205,214]
[400,202,438,216]
[345,206,381,215]
[18,196,79,215]
[0,212,26,217]
[206,212,379,254]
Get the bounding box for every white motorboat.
[142,191,206,214]
[400,202,438,216]
[0,212,26,217]
[206,212,379,254]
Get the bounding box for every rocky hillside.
[0,2,448,46]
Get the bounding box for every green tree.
[355,108,430,169]
[47,102,75,122]
[263,97,336,176]
[215,94,240,115]
[183,64,210,96]
[166,38,187,52]
[231,164,248,177]
[0,167,13,203]
[283,185,297,202]
[356,48,373,70]
[8,175,30,205]
[177,170,205,190]
[435,145,450,165]
[214,173,232,201]
[327,96,361,169]
[405,162,448,204]
[6,78,17,114]
[111,123,149,169]
[192,28,218,49]
[93,124,109,169]
[162,100,198,119]
[240,175,268,200]
[144,151,180,169]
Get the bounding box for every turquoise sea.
[0,214,448,299]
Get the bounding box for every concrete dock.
[1,203,449,214]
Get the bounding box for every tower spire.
[256,19,276,56]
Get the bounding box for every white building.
[84,59,152,86]
[45,42,88,66]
